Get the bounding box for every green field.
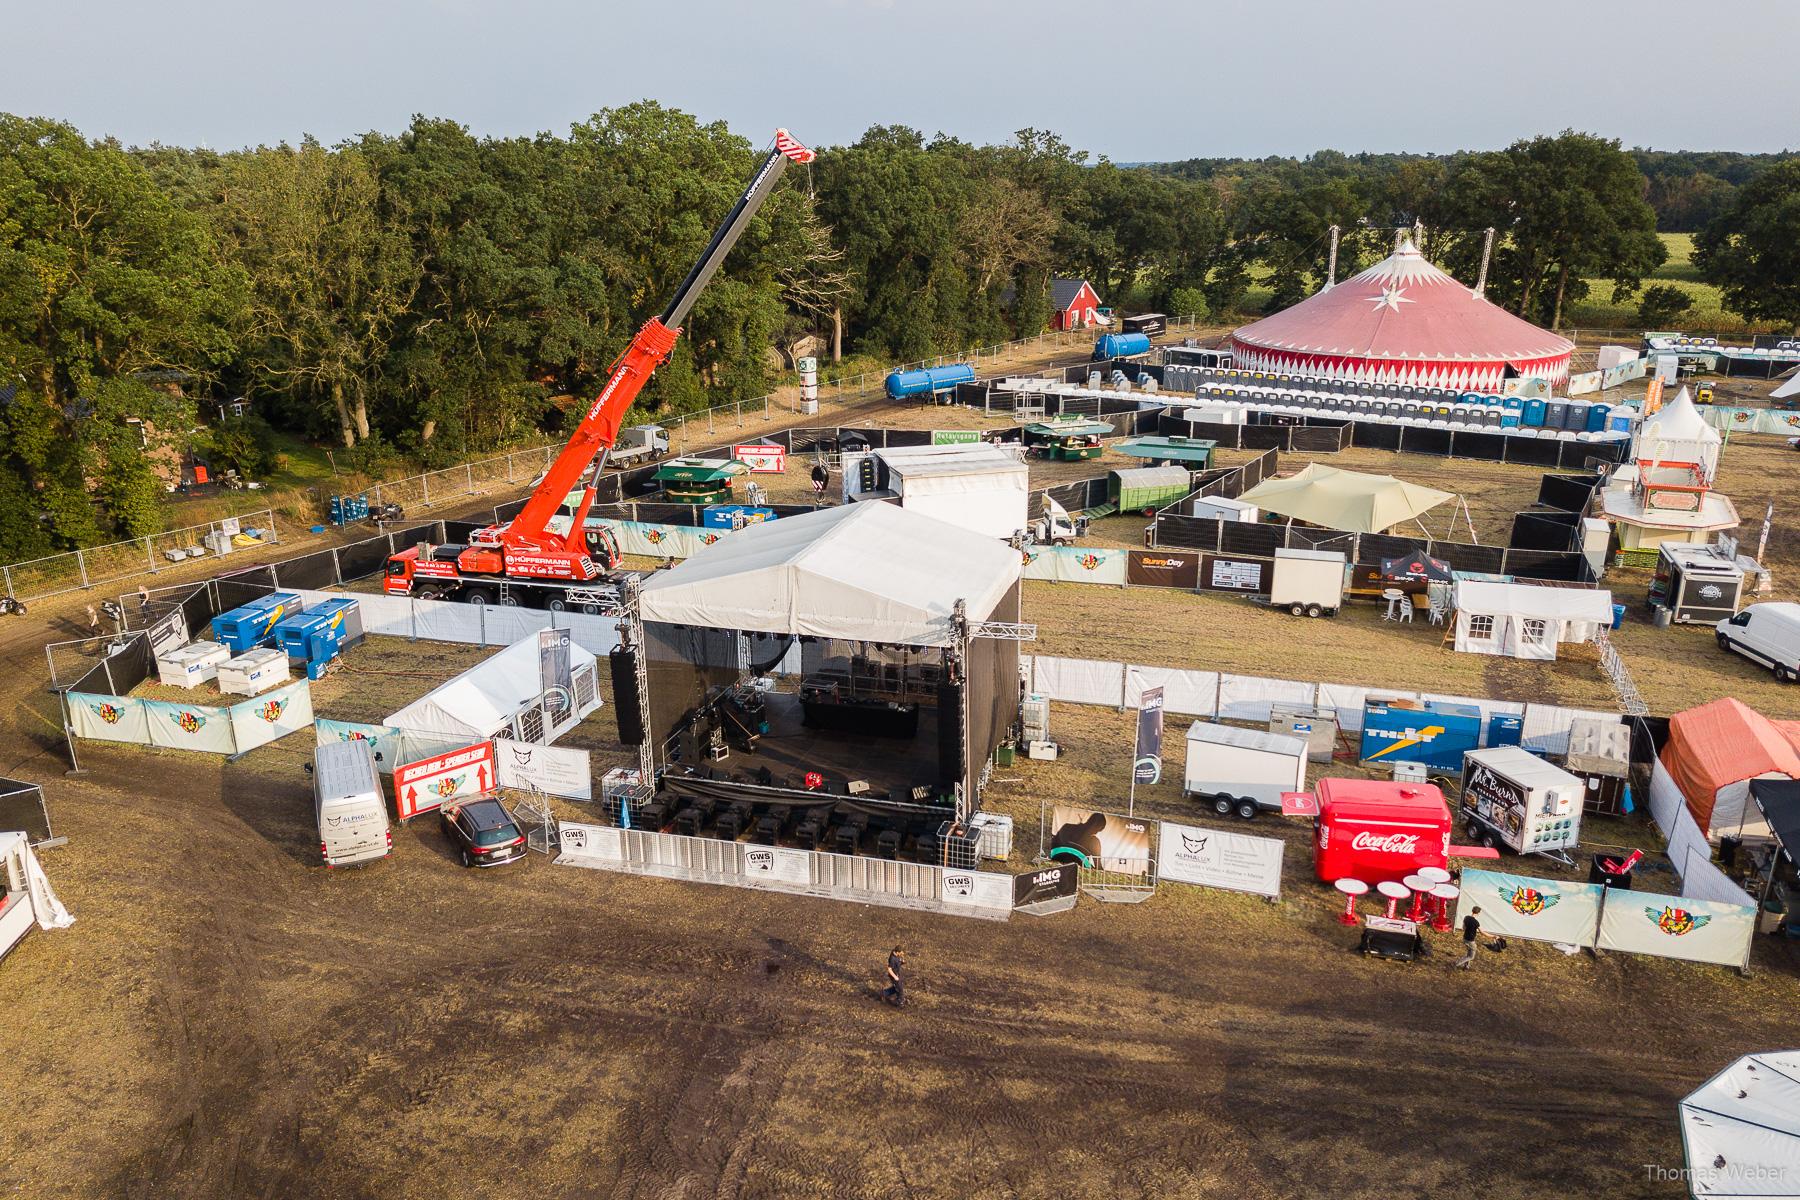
[1563,230,1763,334]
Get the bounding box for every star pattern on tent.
[1367,287,1413,313]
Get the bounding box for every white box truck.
[1269,548,1346,618]
[1184,722,1308,820]
[1459,745,1583,855]
[313,739,391,868]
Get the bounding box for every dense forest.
[3,105,1798,559]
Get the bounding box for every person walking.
[880,945,907,1007]
[137,585,151,612]
[810,461,830,497]
[85,603,100,634]
[1455,905,1494,969]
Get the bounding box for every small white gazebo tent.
[1637,387,1723,483]
[1451,581,1615,661]
[1680,1052,1800,1198]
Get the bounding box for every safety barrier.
[2,510,280,604]
[65,680,314,758]
[1456,867,1754,972]
[554,822,1014,920]
[1646,761,1757,906]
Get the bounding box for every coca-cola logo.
[1351,831,1420,854]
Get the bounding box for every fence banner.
[555,821,623,864]
[939,868,1015,913]
[495,738,592,801]
[1124,665,1218,717]
[598,520,708,560]
[1032,656,1126,707]
[315,719,409,773]
[395,741,495,820]
[142,698,240,754]
[1157,820,1283,897]
[1013,862,1079,909]
[1456,869,1605,947]
[1217,674,1316,722]
[1048,804,1153,876]
[68,693,149,743]
[1597,892,1755,967]
[1024,545,1128,585]
[1127,549,1200,589]
[226,681,315,754]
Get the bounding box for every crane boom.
[479,129,813,577]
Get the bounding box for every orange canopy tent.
[1661,697,1800,840]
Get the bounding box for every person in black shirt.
[810,462,830,496]
[1455,906,1491,969]
[881,945,906,1007]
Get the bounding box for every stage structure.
[615,504,1030,859]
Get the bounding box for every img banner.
[1133,686,1165,786]
[1156,820,1283,898]
[1048,805,1153,875]
[1013,862,1079,910]
[1023,546,1129,586]
[1455,869,1605,947]
[1597,893,1756,968]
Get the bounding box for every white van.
[1716,602,1800,682]
[313,740,392,867]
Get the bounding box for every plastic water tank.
[1093,332,1152,360]
[884,363,976,400]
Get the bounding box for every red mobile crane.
[384,128,815,606]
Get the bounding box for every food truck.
[1459,746,1584,856]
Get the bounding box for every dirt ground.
[11,349,1800,1198]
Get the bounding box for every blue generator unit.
[1486,712,1525,748]
[1360,699,1483,772]
[272,599,364,679]
[211,592,304,655]
[702,504,775,530]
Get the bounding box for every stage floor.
[702,688,942,802]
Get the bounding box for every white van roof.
[315,738,380,802]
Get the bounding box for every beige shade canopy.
[1238,463,1454,534]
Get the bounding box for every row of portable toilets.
[1192,383,1631,438]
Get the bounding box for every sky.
[6,0,1797,159]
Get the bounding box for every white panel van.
[313,740,392,867]
[1717,602,1800,682]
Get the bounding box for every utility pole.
[1474,227,1496,300]
[1325,225,1341,289]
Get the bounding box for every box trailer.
[1183,722,1308,819]
[1459,745,1583,856]
[1269,548,1346,618]
[1650,543,1745,625]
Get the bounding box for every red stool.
[1376,880,1410,919]
[1403,873,1433,922]
[1430,883,1460,933]
[1333,878,1369,926]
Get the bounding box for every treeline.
[3,108,1798,561]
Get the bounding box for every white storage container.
[155,640,231,688]
[970,812,1014,860]
[217,647,291,696]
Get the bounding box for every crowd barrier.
[1647,761,1756,906]
[1701,407,1800,437]
[1565,357,1649,396]
[285,588,623,658]
[66,680,314,757]
[1456,868,1754,971]
[1021,653,1619,751]
[555,822,1015,920]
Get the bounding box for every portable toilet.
[211,592,304,655]
[273,598,364,678]
[1586,403,1611,433]
[1486,712,1525,748]
[1499,407,1522,429]
[1522,398,1547,427]
[1561,401,1588,431]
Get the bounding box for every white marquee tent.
[386,632,601,746]
[1774,367,1800,402]
[1637,387,1723,482]
[1680,1052,1800,1198]
[1238,463,1454,534]
[1,830,73,961]
[638,501,1022,646]
[1451,580,1615,661]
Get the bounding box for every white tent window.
[1469,614,1495,641]
[1521,618,1549,646]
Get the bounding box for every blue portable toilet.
[1608,411,1635,434]
[1500,410,1522,428]
[1500,396,1523,412]
[1486,713,1525,748]
[1587,403,1611,433]
[1544,401,1567,430]
[1561,401,1588,431]
[1523,398,1547,427]
[212,592,304,655]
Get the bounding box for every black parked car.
[439,797,527,868]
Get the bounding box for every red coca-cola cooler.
[1312,778,1452,884]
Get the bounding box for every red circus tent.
[1230,237,1573,392]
